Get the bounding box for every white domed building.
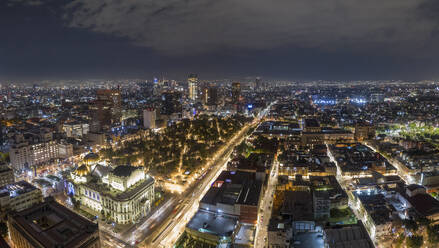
[68,158,154,224]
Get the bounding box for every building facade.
[90,89,122,132]
[69,162,155,225]
[188,74,198,101]
[9,132,63,171]
[143,108,156,129]
[0,164,14,187]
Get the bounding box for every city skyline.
[3,1,439,248]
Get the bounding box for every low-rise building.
[0,180,42,213]
[267,219,292,248]
[63,121,89,138]
[324,222,374,248]
[8,197,100,248]
[200,170,262,224]
[0,164,14,187]
[353,190,395,238]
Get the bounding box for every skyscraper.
[201,87,209,105]
[255,77,262,91]
[161,92,182,116]
[143,108,156,129]
[90,89,122,132]
[207,86,218,106]
[232,82,241,104]
[188,74,198,101]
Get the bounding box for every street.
[254,158,279,248]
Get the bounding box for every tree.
[394,233,405,248]
[417,216,431,227]
[403,219,419,232]
[0,222,7,237]
[406,235,423,248]
[427,224,439,244]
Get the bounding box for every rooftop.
[111,165,142,177]
[186,210,238,237]
[84,175,154,201]
[201,170,262,207]
[281,191,313,221]
[0,165,12,173]
[0,180,38,199]
[304,119,320,128]
[9,197,99,248]
[408,193,439,217]
[324,223,374,248]
[292,231,325,248]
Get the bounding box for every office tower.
[255,77,262,91]
[201,87,209,105]
[232,82,241,104]
[207,86,218,106]
[161,92,182,116]
[188,74,198,101]
[8,197,101,248]
[143,108,156,129]
[90,89,122,132]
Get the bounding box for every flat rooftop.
[292,231,325,248]
[304,119,320,128]
[234,225,255,246]
[324,223,374,248]
[281,191,313,220]
[187,210,238,237]
[0,180,38,199]
[201,170,262,206]
[9,197,99,248]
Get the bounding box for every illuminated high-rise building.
[232,82,241,104]
[143,108,156,129]
[255,77,262,91]
[207,86,218,106]
[201,87,209,105]
[161,92,182,116]
[188,74,198,101]
[90,89,122,132]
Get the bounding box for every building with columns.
[68,154,154,224]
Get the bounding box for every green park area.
[99,115,252,178]
[328,207,357,225]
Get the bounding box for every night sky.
[2,0,439,81]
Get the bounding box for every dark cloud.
[3,0,439,81]
[62,0,439,56]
